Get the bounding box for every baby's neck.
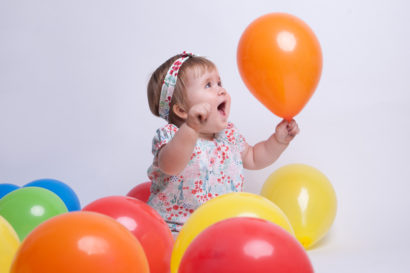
[198,132,215,141]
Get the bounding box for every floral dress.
[147,122,247,233]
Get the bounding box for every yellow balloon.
[0,215,20,273]
[261,164,337,249]
[170,192,293,273]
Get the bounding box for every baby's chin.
[216,120,229,132]
[202,122,228,135]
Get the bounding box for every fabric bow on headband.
[159,51,194,121]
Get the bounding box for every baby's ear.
[173,104,188,120]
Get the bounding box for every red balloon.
[179,217,313,273]
[10,211,149,273]
[237,13,322,120]
[83,196,173,273]
[127,181,152,202]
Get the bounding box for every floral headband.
[159,51,194,121]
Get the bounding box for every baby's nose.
[218,88,226,95]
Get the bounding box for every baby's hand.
[274,119,300,145]
[186,103,211,132]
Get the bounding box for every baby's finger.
[196,113,204,123]
[286,121,296,133]
[202,107,211,121]
[198,103,211,118]
[289,125,300,136]
[196,111,207,123]
[286,119,296,128]
[277,119,289,130]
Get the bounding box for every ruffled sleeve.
[151,124,179,157]
[221,122,247,153]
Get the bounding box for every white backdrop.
[1,0,409,272]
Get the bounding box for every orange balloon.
[10,211,149,273]
[237,13,322,120]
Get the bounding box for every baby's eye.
[218,81,222,87]
[205,82,212,88]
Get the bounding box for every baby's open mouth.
[217,101,226,116]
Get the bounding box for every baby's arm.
[158,103,211,175]
[241,119,299,170]
[158,123,198,175]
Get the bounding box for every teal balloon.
[0,187,68,240]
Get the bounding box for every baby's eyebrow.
[202,76,221,84]
[201,77,212,84]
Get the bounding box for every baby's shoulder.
[155,123,178,136]
[153,123,179,142]
[162,123,178,133]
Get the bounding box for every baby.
[146,52,299,236]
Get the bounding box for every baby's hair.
[147,54,216,126]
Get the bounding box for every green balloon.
[0,187,68,240]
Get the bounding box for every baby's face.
[184,67,231,134]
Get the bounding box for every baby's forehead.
[185,65,219,80]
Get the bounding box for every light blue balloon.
[0,183,19,199]
[24,178,81,211]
